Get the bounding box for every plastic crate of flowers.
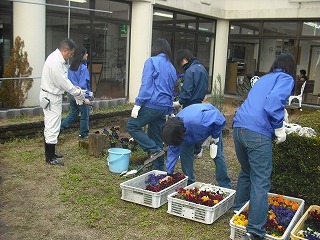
[167,182,236,224]
[229,193,305,240]
[290,205,320,240]
[120,170,188,208]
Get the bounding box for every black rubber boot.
[55,152,64,158]
[45,143,64,166]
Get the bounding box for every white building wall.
[224,0,320,19]
[13,0,45,107]
[213,19,229,91]
[128,1,154,102]
[154,0,320,19]
[154,0,225,19]
[9,0,320,105]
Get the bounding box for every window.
[302,22,320,36]
[46,0,131,98]
[230,22,259,35]
[263,22,297,36]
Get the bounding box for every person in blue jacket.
[61,47,91,139]
[126,38,177,170]
[232,53,296,240]
[161,103,231,187]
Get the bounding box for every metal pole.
[68,0,70,38]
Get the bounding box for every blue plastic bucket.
[107,148,131,173]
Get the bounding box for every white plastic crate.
[229,193,305,240]
[167,182,236,224]
[120,170,188,208]
[290,205,320,240]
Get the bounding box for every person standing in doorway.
[232,53,296,240]
[61,47,92,139]
[40,38,86,166]
[126,38,177,171]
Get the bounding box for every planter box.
[229,193,305,240]
[120,170,188,208]
[290,205,320,240]
[167,182,236,224]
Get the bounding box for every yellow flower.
[233,214,248,226]
[201,196,210,202]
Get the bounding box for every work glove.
[211,137,219,144]
[75,98,83,105]
[131,105,141,118]
[70,86,81,97]
[75,90,86,105]
[173,101,181,108]
[275,126,286,144]
[210,143,218,158]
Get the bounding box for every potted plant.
[128,138,138,152]
[120,137,129,149]
[102,126,120,148]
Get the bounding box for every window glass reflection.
[95,0,129,20]
[230,22,259,35]
[176,13,196,30]
[302,22,320,36]
[263,22,297,36]
[199,19,214,33]
[153,10,174,28]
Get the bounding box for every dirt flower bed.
[0,101,312,239]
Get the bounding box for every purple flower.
[177,73,184,79]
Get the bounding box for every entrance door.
[309,45,320,95]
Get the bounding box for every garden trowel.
[120,162,152,177]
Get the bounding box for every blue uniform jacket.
[166,103,226,174]
[179,59,208,107]
[233,69,294,138]
[68,62,91,98]
[135,53,177,114]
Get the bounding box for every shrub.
[271,133,320,204]
[0,36,33,107]
[291,110,320,134]
[211,74,225,113]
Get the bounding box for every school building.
[1,0,320,107]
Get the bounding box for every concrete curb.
[0,98,127,119]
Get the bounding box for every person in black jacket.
[173,49,208,109]
[173,49,208,158]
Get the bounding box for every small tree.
[235,76,252,105]
[211,74,225,113]
[0,36,33,107]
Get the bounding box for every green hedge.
[271,110,320,205]
[293,110,320,134]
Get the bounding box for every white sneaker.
[195,149,203,159]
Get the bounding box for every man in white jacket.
[40,38,85,166]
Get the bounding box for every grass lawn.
[0,103,241,240]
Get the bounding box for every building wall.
[153,0,320,19]
[13,0,45,107]
[128,1,154,103]
[7,0,320,106]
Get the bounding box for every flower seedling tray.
[120,170,188,208]
[167,182,236,224]
[229,193,305,240]
[290,205,320,240]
